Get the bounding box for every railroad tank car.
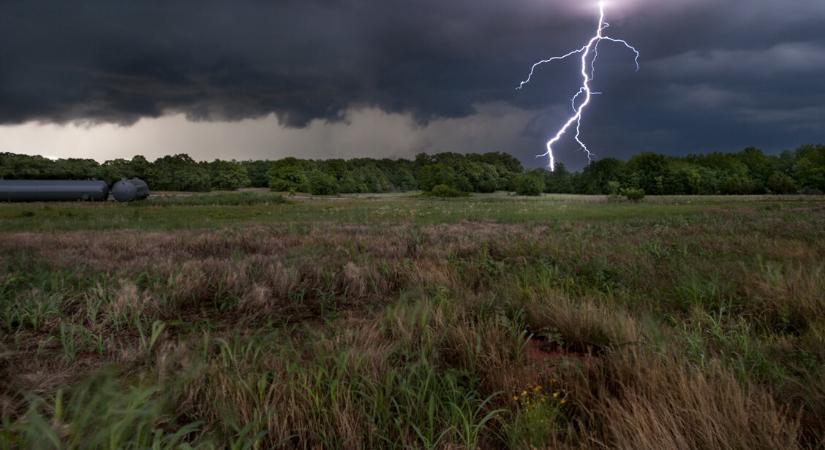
[0,180,110,202]
[111,178,150,202]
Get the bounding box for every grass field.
[1,192,824,449]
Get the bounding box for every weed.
[504,383,566,448]
[137,320,166,355]
[3,375,199,449]
[1,193,823,447]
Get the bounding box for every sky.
[0,0,823,169]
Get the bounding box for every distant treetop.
[1,145,823,196]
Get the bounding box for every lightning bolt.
[517,1,640,171]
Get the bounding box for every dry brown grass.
[561,350,801,450]
[2,202,825,448]
[519,290,642,353]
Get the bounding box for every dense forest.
[1,144,824,196]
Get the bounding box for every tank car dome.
[111,180,138,202]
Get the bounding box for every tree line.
[1,144,823,196]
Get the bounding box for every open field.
[1,193,824,449]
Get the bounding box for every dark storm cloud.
[0,0,823,159]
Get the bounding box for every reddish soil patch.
[525,339,598,369]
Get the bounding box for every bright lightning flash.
[517,1,640,171]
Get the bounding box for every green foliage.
[4,375,197,449]
[345,163,393,193]
[504,385,566,449]
[0,153,57,179]
[206,160,251,191]
[415,152,521,193]
[417,163,463,192]
[97,155,153,185]
[307,170,340,195]
[607,180,622,197]
[99,159,135,184]
[1,287,61,332]
[267,160,311,193]
[460,161,499,193]
[767,172,797,194]
[426,184,468,198]
[794,144,825,192]
[136,320,166,355]
[544,163,574,193]
[514,171,545,196]
[621,187,646,202]
[720,173,760,195]
[3,145,825,195]
[145,154,211,192]
[625,153,669,195]
[576,158,625,194]
[239,160,273,188]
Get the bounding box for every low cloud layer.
[0,104,541,163]
[1,0,823,166]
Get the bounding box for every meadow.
[1,192,824,449]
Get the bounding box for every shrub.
[426,184,468,198]
[268,166,309,193]
[621,187,645,202]
[721,174,760,195]
[307,170,340,195]
[799,187,823,196]
[767,172,797,194]
[514,173,545,196]
[607,180,622,197]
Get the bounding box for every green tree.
[624,153,670,195]
[267,160,311,193]
[3,145,823,197]
[720,173,759,195]
[766,172,797,194]
[417,163,461,192]
[577,158,625,194]
[100,159,138,184]
[793,145,825,192]
[51,158,102,180]
[207,160,251,191]
[737,147,772,191]
[514,171,545,196]
[241,160,274,188]
[469,152,523,190]
[129,155,151,180]
[385,164,418,191]
[544,163,574,193]
[0,153,55,179]
[307,170,339,195]
[351,164,392,192]
[146,154,211,191]
[460,161,499,193]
